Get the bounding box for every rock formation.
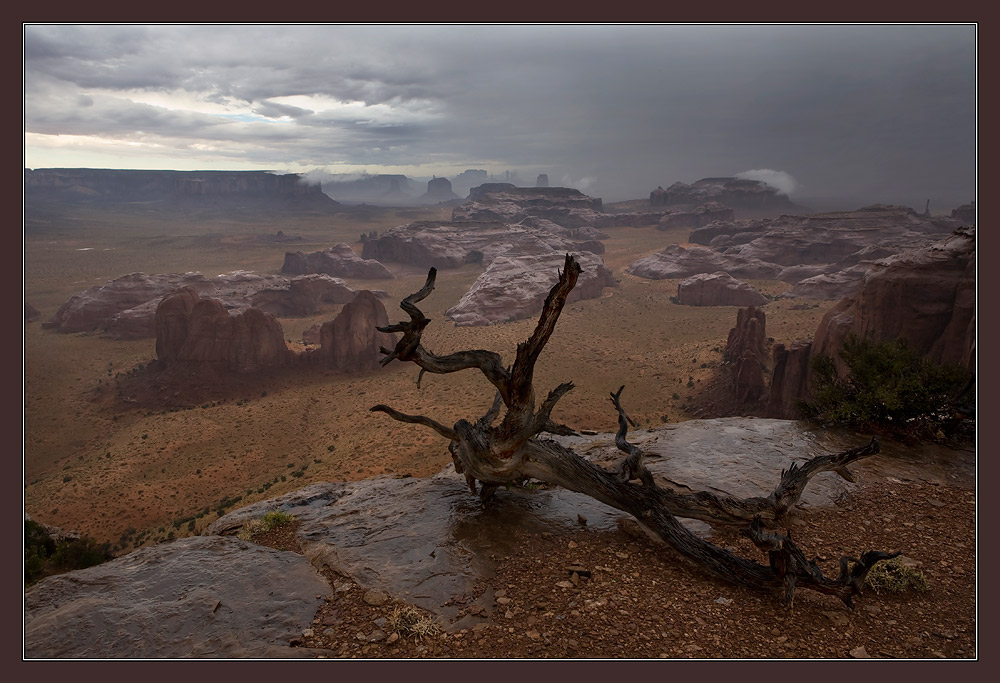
[724,306,769,406]
[452,184,604,228]
[810,226,975,376]
[536,173,549,187]
[155,289,292,373]
[281,243,395,280]
[420,177,460,203]
[445,251,615,326]
[321,174,418,205]
[317,291,397,373]
[155,287,396,374]
[24,168,339,209]
[46,271,363,339]
[650,186,668,206]
[361,220,602,270]
[24,535,330,658]
[766,340,813,419]
[25,303,41,322]
[765,227,975,417]
[626,244,782,281]
[249,274,363,317]
[627,205,963,301]
[657,203,734,231]
[677,272,767,307]
[951,202,975,224]
[655,177,796,209]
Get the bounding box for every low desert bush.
[236,510,295,541]
[799,335,973,441]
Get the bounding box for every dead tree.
[371,254,898,608]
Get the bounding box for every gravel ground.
[254,475,976,660]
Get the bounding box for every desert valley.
[23,170,976,659]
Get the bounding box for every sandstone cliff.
[317,291,397,373]
[155,290,293,373]
[24,168,339,209]
[766,227,975,417]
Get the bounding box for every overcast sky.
[23,24,977,207]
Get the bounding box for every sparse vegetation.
[800,335,974,440]
[858,556,929,594]
[386,604,442,640]
[236,510,296,542]
[25,519,112,586]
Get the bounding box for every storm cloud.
[23,24,976,207]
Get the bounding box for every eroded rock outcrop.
[155,290,292,372]
[766,340,813,419]
[248,274,361,317]
[24,535,330,658]
[156,288,395,374]
[421,177,460,203]
[657,203,734,231]
[452,184,604,228]
[626,244,782,281]
[361,220,602,270]
[629,205,964,300]
[656,177,796,209]
[25,168,339,209]
[811,227,976,375]
[765,227,975,417]
[46,271,363,339]
[445,252,615,326]
[281,243,395,280]
[724,306,769,405]
[677,272,766,307]
[318,291,397,373]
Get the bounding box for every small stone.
[849,646,871,659]
[495,589,507,598]
[363,590,390,606]
[715,597,732,605]
[302,628,314,638]
[577,514,588,526]
[527,630,541,640]
[387,633,399,644]
[473,623,490,632]
[556,581,574,589]
[496,597,511,605]
[368,629,386,643]
[568,541,578,549]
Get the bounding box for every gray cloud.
[23,24,976,207]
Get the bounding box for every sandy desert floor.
[24,203,840,553]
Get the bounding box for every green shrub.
[800,335,973,440]
[24,520,111,585]
[236,510,295,542]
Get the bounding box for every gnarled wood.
[371,254,898,608]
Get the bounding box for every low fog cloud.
[735,169,799,196]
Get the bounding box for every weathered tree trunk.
[372,255,898,608]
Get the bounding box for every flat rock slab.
[209,473,628,620]
[24,535,331,659]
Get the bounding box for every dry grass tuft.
[386,604,442,640]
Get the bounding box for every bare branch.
[369,404,457,441]
[610,385,655,487]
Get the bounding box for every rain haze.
[23,23,977,210]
